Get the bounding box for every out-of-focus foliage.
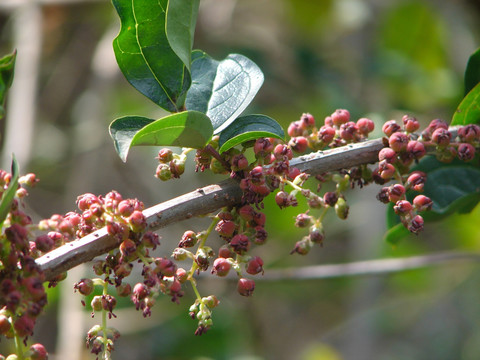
[0,0,479,359]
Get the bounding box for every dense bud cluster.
[375,117,479,234]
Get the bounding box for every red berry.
[74,278,94,296]
[287,121,303,137]
[319,125,336,144]
[356,117,374,135]
[339,121,358,141]
[230,234,250,255]
[179,230,198,248]
[289,136,309,153]
[457,143,475,162]
[29,343,48,360]
[458,124,480,143]
[378,147,397,163]
[406,171,427,192]
[212,258,231,277]
[413,195,433,211]
[431,128,451,146]
[402,115,420,133]
[237,278,255,297]
[406,140,426,159]
[246,256,264,275]
[408,215,424,234]
[382,120,401,137]
[331,109,350,127]
[394,200,413,215]
[215,220,236,238]
[155,257,177,277]
[388,184,405,203]
[300,113,316,129]
[388,132,409,153]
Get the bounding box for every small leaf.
[186,51,264,134]
[112,0,189,112]
[451,82,480,125]
[109,111,213,162]
[465,47,480,95]
[383,223,412,245]
[0,155,19,227]
[166,0,200,71]
[218,114,284,153]
[0,50,16,120]
[109,116,155,162]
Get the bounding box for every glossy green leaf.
[186,51,264,134]
[465,47,480,95]
[166,0,199,71]
[112,0,189,112]
[109,116,155,162]
[109,111,213,162]
[451,82,480,125]
[0,51,16,120]
[0,155,19,227]
[218,114,284,153]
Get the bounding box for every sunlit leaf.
[166,0,199,71]
[186,51,264,134]
[0,51,16,120]
[109,116,155,162]
[451,82,480,125]
[218,114,284,153]
[465,47,480,95]
[112,0,190,112]
[109,112,213,162]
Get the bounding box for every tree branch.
[37,138,384,280]
[259,251,480,280]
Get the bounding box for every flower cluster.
[0,171,48,360]
[375,117,479,233]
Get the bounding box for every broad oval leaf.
[112,0,189,112]
[110,116,155,162]
[0,154,19,227]
[186,51,264,134]
[0,50,16,120]
[465,47,480,96]
[451,82,480,125]
[166,0,199,71]
[218,114,284,153]
[109,111,213,162]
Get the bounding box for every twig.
[36,138,384,280]
[259,251,480,281]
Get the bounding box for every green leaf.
[422,165,480,217]
[112,0,190,112]
[383,223,412,245]
[465,47,480,95]
[0,51,16,120]
[166,0,199,72]
[109,111,213,162]
[451,82,480,125]
[0,155,19,227]
[186,51,264,134]
[218,114,284,153]
[109,116,155,162]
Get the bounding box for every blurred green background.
[1,0,480,359]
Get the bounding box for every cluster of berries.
[0,171,48,360]
[375,117,479,233]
